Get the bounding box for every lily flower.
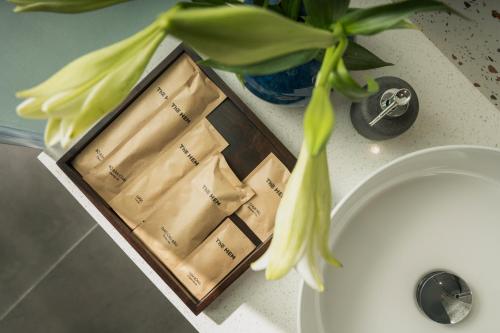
[8,0,130,13]
[16,12,171,147]
[252,85,342,291]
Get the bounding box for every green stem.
[315,37,347,89]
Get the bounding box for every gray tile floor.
[0,144,195,333]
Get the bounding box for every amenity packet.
[109,119,228,230]
[72,54,197,175]
[235,153,290,241]
[83,69,226,202]
[133,154,254,268]
[173,218,255,300]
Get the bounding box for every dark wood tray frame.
[57,43,296,315]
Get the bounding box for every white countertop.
[39,5,500,332]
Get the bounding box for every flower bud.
[9,0,130,13]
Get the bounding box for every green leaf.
[343,41,392,71]
[280,0,302,20]
[331,0,350,21]
[9,0,130,13]
[190,0,239,3]
[304,0,349,28]
[329,58,379,100]
[304,86,334,155]
[167,6,336,66]
[201,49,319,75]
[339,0,465,36]
[391,18,417,29]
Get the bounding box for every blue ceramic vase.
[243,59,321,106]
[242,0,318,106]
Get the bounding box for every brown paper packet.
[133,154,254,268]
[84,69,226,202]
[236,153,290,241]
[109,119,229,230]
[72,54,197,175]
[173,218,255,300]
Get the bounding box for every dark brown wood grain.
[57,44,296,315]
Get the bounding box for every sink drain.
[416,271,472,325]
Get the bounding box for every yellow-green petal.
[265,144,317,279]
[68,31,166,142]
[10,0,130,13]
[41,82,92,114]
[43,89,89,118]
[303,86,334,156]
[16,22,160,98]
[316,149,342,268]
[16,97,48,119]
[44,117,61,146]
[59,116,75,149]
[296,228,324,292]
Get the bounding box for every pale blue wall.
[0,0,177,134]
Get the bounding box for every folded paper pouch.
[133,154,254,268]
[84,67,226,202]
[72,54,197,175]
[236,153,290,241]
[109,118,228,230]
[173,218,255,300]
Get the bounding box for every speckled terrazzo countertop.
[412,0,499,109]
[40,1,499,331]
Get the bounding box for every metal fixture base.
[350,76,419,141]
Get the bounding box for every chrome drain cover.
[416,271,472,325]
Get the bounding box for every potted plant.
[240,0,392,106]
[12,0,462,291]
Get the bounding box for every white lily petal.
[296,249,323,292]
[42,90,75,113]
[316,149,343,268]
[68,31,166,142]
[295,157,325,292]
[44,117,62,147]
[44,90,89,118]
[59,116,75,149]
[16,97,48,119]
[16,21,161,98]
[265,144,316,279]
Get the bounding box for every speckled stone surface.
[412,0,499,109]
[40,1,500,331]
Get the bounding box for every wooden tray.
[57,44,296,314]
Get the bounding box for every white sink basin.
[299,145,500,333]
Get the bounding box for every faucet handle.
[369,88,412,127]
[350,77,419,141]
